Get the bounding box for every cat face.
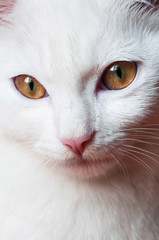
[0,0,159,178]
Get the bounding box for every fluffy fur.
[0,0,159,239]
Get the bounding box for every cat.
[0,0,159,239]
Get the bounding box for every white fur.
[0,0,159,239]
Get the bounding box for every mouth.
[58,157,116,179]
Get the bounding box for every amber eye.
[101,61,137,90]
[14,75,46,99]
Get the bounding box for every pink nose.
[60,133,93,155]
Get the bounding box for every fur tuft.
[137,0,159,6]
[0,0,16,23]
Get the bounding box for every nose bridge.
[54,91,93,139]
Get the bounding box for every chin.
[54,155,117,179]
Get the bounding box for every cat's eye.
[101,61,137,90]
[14,75,46,99]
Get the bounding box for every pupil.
[116,67,122,79]
[29,80,34,91]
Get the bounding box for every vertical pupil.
[116,67,122,79]
[29,80,34,91]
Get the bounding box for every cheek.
[96,91,148,137]
[0,102,54,144]
[95,96,124,135]
[32,122,71,163]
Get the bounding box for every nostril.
[60,133,93,155]
[62,139,81,155]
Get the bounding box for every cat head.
[0,0,159,178]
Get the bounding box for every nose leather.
[60,133,93,154]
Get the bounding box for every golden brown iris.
[102,61,137,90]
[14,75,46,99]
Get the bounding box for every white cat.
[0,0,159,239]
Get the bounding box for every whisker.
[122,126,159,134]
[118,148,154,174]
[123,123,159,130]
[120,146,159,167]
[124,144,159,158]
[118,138,159,146]
[129,135,159,139]
[111,153,127,176]
[121,128,159,136]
